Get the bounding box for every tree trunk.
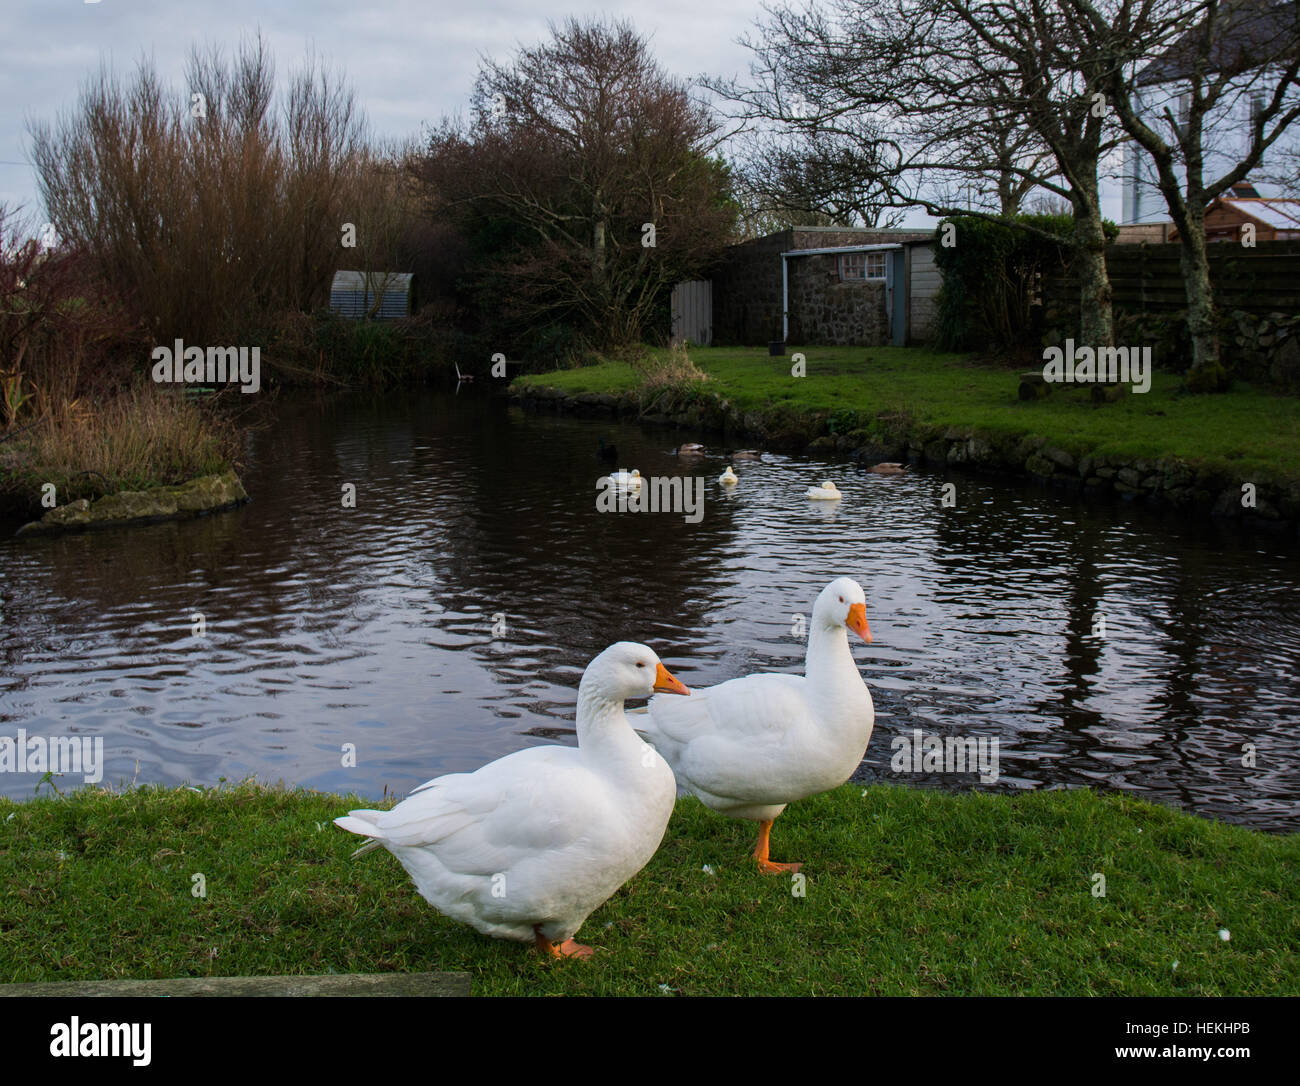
[592,220,606,282]
[1073,194,1113,348]
[1179,203,1229,392]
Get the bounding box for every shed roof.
[331,271,413,292]
[780,243,905,257]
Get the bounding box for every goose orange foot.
[534,926,595,960]
[753,818,802,874]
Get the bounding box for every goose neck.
[806,621,856,685]
[575,685,639,760]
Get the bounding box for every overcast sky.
[1,1,1123,228]
[0,1,766,214]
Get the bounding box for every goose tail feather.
[334,812,388,857]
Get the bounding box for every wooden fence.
[1044,239,1300,316]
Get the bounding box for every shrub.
[933,213,1115,355]
[30,36,370,347]
[628,341,708,392]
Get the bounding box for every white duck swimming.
[806,480,841,500]
[634,578,873,872]
[719,466,739,486]
[610,469,643,489]
[335,642,689,958]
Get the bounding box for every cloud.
[0,0,760,216]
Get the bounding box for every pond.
[1,389,1297,832]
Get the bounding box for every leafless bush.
[30,34,370,344]
[631,340,709,391]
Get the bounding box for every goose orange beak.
[846,602,872,643]
[653,662,690,695]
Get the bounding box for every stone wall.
[712,227,929,346]
[787,254,888,345]
[710,230,791,346]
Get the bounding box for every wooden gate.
[671,280,713,345]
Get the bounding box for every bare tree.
[708,0,1183,348]
[416,18,736,347]
[1072,0,1300,391]
[30,34,367,343]
[726,122,906,226]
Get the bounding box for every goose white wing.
[641,673,814,802]
[351,745,606,876]
[644,672,805,743]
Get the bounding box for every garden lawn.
[519,346,1300,485]
[1,781,1295,996]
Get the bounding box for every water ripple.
[1,390,1297,830]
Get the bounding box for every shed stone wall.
[711,228,929,346]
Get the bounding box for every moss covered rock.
[16,472,247,537]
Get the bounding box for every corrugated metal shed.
[329,271,414,320]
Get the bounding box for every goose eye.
[636,662,645,668]
[838,596,844,603]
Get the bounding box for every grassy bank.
[0,385,235,520]
[518,346,1300,486]
[1,781,1294,996]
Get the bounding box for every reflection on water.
[1,389,1297,831]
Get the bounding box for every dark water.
[1,389,1297,832]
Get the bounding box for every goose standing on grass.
[806,480,841,500]
[336,642,689,959]
[633,578,874,872]
[719,465,739,486]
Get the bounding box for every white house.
[1120,1,1300,225]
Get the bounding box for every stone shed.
[708,227,935,347]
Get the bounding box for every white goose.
[335,642,689,958]
[719,466,739,486]
[634,578,873,872]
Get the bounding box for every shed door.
[887,250,907,346]
[671,281,712,346]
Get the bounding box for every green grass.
[520,346,1300,484]
[2,781,1295,995]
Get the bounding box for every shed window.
[839,252,886,281]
